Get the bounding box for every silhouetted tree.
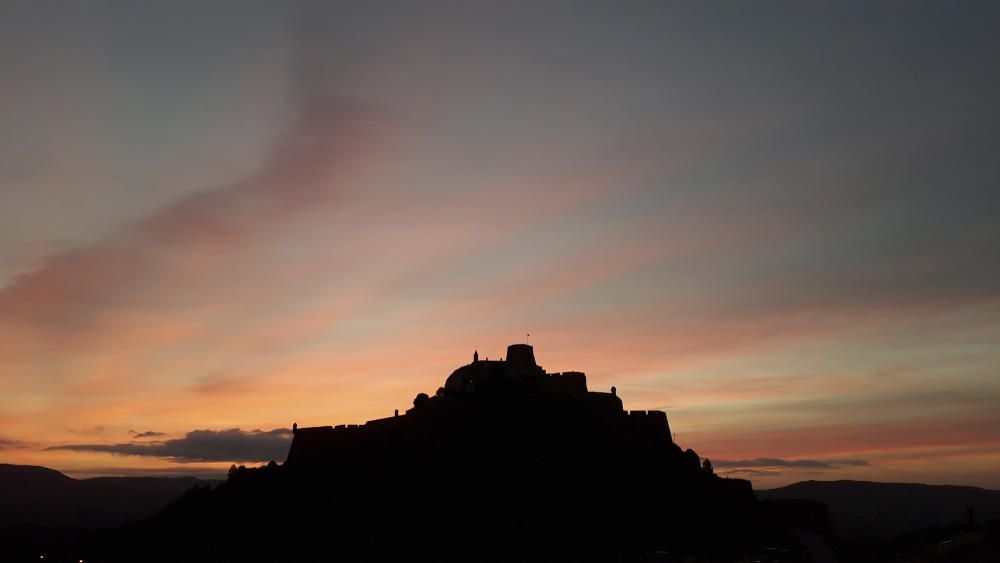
[413,392,430,409]
[702,458,714,474]
[684,448,700,470]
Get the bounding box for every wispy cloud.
[66,426,105,436]
[191,373,258,397]
[0,94,386,336]
[0,437,35,450]
[718,469,781,477]
[129,430,167,439]
[684,413,1000,462]
[713,457,869,469]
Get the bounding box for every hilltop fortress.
[286,343,674,465]
[97,344,826,562]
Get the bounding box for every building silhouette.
[287,343,674,465]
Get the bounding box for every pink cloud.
[0,96,387,357]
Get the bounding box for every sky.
[1,1,999,489]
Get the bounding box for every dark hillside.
[758,480,1000,538]
[0,464,213,530]
[0,464,215,562]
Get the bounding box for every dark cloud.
[48,428,292,463]
[129,430,167,439]
[719,469,781,477]
[713,458,869,469]
[0,437,35,450]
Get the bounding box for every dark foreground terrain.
[0,464,215,559]
[6,468,1000,562]
[760,480,1000,562]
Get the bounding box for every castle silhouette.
[287,343,674,466]
[84,343,829,562]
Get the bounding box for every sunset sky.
[1,2,999,489]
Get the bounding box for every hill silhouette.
[759,480,1000,562]
[0,464,217,530]
[0,464,216,561]
[71,344,833,562]
[759,480,1000,538]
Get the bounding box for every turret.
[505,344,537,369]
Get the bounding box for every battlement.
[626,409,672,441]
[291,423,378,462]
[542,371,588,394]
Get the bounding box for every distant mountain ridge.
[758,479,1000,538]
[0,463,216,530]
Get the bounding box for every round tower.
[505,343,537,369]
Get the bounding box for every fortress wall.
[288,399,673,465]
[646,410,670,435]
[555,371,588,393]
[545,371,588,394]
[286,426,335,464]
[287,423,381,464]
[579,392,624,419]
[287,414,418,464]
[626,410,673,443]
